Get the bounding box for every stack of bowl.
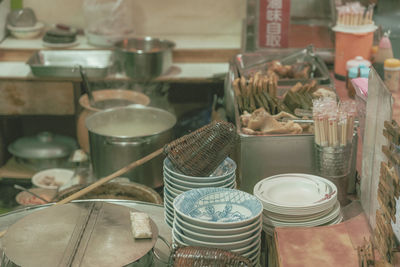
[253,173,342,235]
[163,157,236,227]
[172,187,263,266]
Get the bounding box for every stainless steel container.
[86,105,176,188]
[7,131,77,170]
[114,37,175,80]
[26,50,115,78]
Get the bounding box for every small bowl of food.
[32,168,74,190]
[15,188,56,206]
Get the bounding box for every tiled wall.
[23,0,246,36]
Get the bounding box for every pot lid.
[2,202,158,267]
[8,131,77,159]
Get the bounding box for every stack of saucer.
[163,157,236,227]
[253,173,342,235]
[173,187,263,266]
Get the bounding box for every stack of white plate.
[172,187,263,266]
[163,157,236,227]
[253,173,343,235]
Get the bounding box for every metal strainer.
[165,121,237,177]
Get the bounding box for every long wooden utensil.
[55,121,237,205]
[56,148,163,205]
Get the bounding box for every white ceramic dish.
[174,216,262,242]
[32,168,74,190]
[164,157,236,181]
[173,222,261,250]
[175,212,261,236]
[173,228,261,256]
[262,201,341,227]
[262,202,335,222]
[173,187,263,228]
[164,174,236,192]
[254,174,336,208]
[164,171,235,188]
[164,182,183,196]
[7,22,44,39]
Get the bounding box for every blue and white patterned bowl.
[164,157,236,182]
[173,187,263,228]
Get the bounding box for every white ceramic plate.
[173,187,263,228]
[173,223,262,250]
[254,174,336,208]
[32,168,74,190]
[164,174,236,192]
[164,171,235,188]
[262,201,341,227]
[174,216,262,242]
[262,202,336,222]
[175,212,261,236]
[163,157,236,181]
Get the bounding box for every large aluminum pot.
[86,105,176,188]
[114,37,175,80]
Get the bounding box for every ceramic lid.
[8,131,77,159]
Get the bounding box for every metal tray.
[26,50,115,78]
[233,45,332,86]
[224,45,333,121]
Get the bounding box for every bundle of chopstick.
[232,71,281,114]
[313,98,356,147]
[336,2,374,26]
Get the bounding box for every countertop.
[0,35,240,82]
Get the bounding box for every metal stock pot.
[85,105,176,188]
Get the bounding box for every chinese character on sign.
[267,0,282,9]
[258,0,290,48]
[266,35,281,47]
[266,22,281,35]
[266,9,282,22]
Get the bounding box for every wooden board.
[0,80,75,115]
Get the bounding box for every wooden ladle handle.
[55,147,164,205]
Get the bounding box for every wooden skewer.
[56,148,164,205]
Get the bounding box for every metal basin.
[114,37,175,80]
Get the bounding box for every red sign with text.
[258,0,291,48]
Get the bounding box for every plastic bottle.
[384,58,400,92]
[373,32,394,78]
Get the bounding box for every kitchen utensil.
[13,184,50,203]
[1,202,160,267]
[172,187,262,266]
[86,105,176,188]
[114,37,175,80]
[78,65,97,108]
[26,50,114,78]
[31,168,77,191]
[169,246,252,266]
[7,8,37,27]
[0,200,173,266]
[7,22,44,39]
[7,132,77,171]
[56,120,237,205]
[15,187,56,206]
[77,89,150,153]
[55,181,163,204]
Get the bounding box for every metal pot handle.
[152,235,171,265]
[105,138,148,146]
